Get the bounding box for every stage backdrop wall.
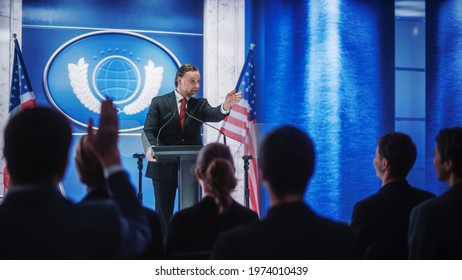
[22,0,204,209]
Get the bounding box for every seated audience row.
[1,100,460,260]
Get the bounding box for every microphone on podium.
[156,111,176,147]
[141,112,176,161]
[185,111,228,146]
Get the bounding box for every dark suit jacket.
[350,180,435,259]
[409,183,462,259]
[165,196,259,259]
[0,171,150,259]
[143,91,228,181]
[211,202,356,260]
[81,189,163,259]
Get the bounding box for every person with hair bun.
[165,143,258,259]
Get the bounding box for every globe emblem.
[93,56,141,104]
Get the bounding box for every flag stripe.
[220,128,246,143]
[246,120,259,213]
[222,116,248,129]
[221,47,259,214]
[226,111,250,123]
[229,103,249,115]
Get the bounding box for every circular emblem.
[93,56,141,104]
[44,31,181,132]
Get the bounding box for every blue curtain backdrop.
[426,0,462,195]
[22,0,204,210]
[254,0,395,222]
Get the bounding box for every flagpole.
[236,43,255,209]
[12,34,34,88]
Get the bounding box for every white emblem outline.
[43,30,181,132]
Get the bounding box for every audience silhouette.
[211,126,356,259]
[409,127,462,259]
[165,142,258,259]
[74,135,163,259]
[350,132,435,259]
[0,99,150,259]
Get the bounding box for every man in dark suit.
[0,99,150,259]
[211,126,356,259]
[350,132,435,259]
[143,64,242,234]
[409,127,462,259]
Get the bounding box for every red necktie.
[179,97,186,128]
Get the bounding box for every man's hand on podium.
[146,148,157,162]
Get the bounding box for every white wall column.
[203,0,246,203]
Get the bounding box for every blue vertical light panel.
[260,0,394,222]
[394,0,426,190]
[426,0,462,195]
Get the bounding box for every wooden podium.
[151,145,203,210]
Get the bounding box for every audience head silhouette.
[195,143,236,211]
[434,127,462,182]
[259,125,315,200]
[375,132,417,180]
[4,107,72,186]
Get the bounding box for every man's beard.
[185,90,197,98]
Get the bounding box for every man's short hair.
[4,107,72,185]
[436,127,462,178]
[259,125,315,199]
[377,132,417,178]
[174,64,198,87]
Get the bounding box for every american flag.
[3,37,37,192]
[220,46,260,214]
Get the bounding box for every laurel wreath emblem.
[68,57,163,115]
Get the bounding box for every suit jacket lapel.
[167,91,181,132]
[184,97,198,129]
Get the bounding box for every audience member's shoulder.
[354,191,382,208]
[410,186,436,199]
[74,198,119,218]
[314,213,352,233]
[230,200,259,221]
[413,193,445,211]
[143,207,161,221]
[168,199,212,227]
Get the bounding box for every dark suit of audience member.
[351,133,435,259]
[75,136,163,259]
[409,127,462,259]
[143,64,242,234]
[0,100,150,259]
[211,126,356,260]
[81,189,163,260]
[165,143,258,259]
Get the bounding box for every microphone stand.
[133,153,145,204]
[156,112,176,146]
[242,155,253,208]
[185,111,228,145]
